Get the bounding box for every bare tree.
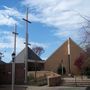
[80,25,90,47]
[80,17,90,75]
[32,46,45,56]
[32,46,45,81]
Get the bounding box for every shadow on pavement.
[0,86,27,90]
[86,86,90,90]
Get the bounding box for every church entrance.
[57,66,66,75]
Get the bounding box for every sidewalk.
[27,86,89,90]
[0,85,90,90]
[0,85,27,90]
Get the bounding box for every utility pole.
[23,7,31,84]
[12,24,18,90]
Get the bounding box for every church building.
[45,38,87,75]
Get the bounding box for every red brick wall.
[0,63,25,85]
[15,63,25,84]
[0,64,12,84]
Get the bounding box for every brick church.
[45,38,87,75]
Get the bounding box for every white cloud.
[28,13,40,22]
[0,7,17,26]
[3,6,23,18]
[0,31,25,50]
[0,31,25,62]
[0,6,23,26]
[0,6,42,26]
[22,0,90,41]
[22,0,81,10]
[0,13,17,26]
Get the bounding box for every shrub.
[28,74,34,81]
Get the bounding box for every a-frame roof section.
[46,37,85,62]
[69,38,85,52]
[46,39,68,61]
[15,47,42,63]
[28,47,42,60]
[45,38,85,73]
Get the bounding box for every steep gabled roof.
[28,47,42,60]
[46,38,85,61]
[46,39,68,61]
[15,47,42,63]
[45,38,86,74]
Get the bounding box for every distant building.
[15,47,45,71]
[0,47,45,84]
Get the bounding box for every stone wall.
[47,75,61,86]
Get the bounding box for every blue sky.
[0,0,90,63]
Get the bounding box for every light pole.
[12,24,18,90]
[23,7,31,84]
[12,52,15,90]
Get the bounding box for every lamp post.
[11,24,18,90]
[12,53,15,61]
[12,52,15,90]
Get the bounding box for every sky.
[0,0,90,63]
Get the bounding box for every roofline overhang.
[28,59,45,63]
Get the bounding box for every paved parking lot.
[0,86,90,90]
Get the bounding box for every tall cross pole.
[68,37,71,76]
[23,8,31,84]
[12,24,18,90]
